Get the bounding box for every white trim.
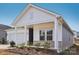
[53,18,58,49]
[15,27,17,43]
[24,25,27,44]
[61,23,63,42]
[45,30,47,41]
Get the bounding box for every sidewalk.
[0,45,10,49]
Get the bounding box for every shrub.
[0,38,7,44]
[34,41,51,49]
[1,38,7,44]
[27,41,32,47]
[34,42,40,48]
[10,41,16,47]
[19,43,26,49]
[19,46,25,49]
[59,49,70,55]
[19,43,25,46]
[16,46,19,48]
[0,39,2,44]
[42,42,50,49]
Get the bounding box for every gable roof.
[12,4,60,26]
[11,4,73,34]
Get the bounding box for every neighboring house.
[73,31,79,45]
[6,4,73,52]
[0,24,11,44]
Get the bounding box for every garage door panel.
[16,32,25,44]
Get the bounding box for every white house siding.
[62,25,73,50]
[14,6,56,26]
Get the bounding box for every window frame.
[39,30,45,41]
[39,29,53,41]
[47,29,53,41]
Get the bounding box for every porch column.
[53,18,58,49]
[24,25,29,44]
[15,27,17,44]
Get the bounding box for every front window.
[47,30,53,40]
[40,30,45,41]
[39,29,53,41]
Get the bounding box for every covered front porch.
[7,21,60,49]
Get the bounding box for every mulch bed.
[7,47,57,55]
[1,44,79,55]
[1,46,79,55]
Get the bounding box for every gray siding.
[0,24,11,44]
[62,25,73,50]
[0,30,7,40]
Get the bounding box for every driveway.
[0,49,19,55]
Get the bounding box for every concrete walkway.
[0,45,10,49]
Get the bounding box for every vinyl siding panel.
[62,25,73,50]
[15,7,55,26]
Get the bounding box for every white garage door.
[16,32,25,44]
[7,33,15,42]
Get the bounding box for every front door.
[29,28,33,45]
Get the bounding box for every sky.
[0,3,79,31]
